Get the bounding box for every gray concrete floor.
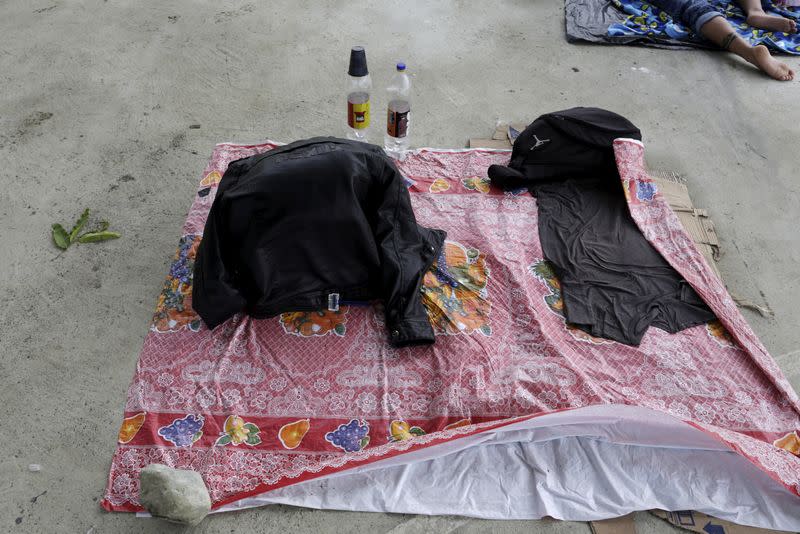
[1,1,798,532]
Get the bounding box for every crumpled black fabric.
[193,137,446,347]
[489,108,715,345]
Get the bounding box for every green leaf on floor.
[52,224,70,250]
[68,208,90,243]
[52,210,121,251]
[77,231,121,244]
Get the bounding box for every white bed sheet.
[214,405,800,531]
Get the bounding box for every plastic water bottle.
[384,62,411,154]
[346,46,372,141]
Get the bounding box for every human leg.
[649,0,794,80]
[735,0,797,33]
[700,15,795,80]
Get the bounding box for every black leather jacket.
[192,137,446,347]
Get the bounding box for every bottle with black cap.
[346,46,372,141]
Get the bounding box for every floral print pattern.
[279,308,349,337]
[152,235,202,333]
[421,241,492,335]
[530,260,614,344]
[215,415,262,446]
[158,414,204,447]
[103,141,800,513]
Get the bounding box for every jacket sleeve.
[191,162,247,330]
[372,156,445,347]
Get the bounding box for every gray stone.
[139,464,212,526]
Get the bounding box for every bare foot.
[746,12,797,33]
[747,44,795,80]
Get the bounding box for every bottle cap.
[396,62,406,71]
[348,46,369,77]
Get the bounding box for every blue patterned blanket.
[608,0,800,54]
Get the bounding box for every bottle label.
[387,108,409,138]
[348,100,370,129]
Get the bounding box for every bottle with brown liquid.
[384,62,411,154]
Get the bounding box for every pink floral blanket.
[102,140,800,512]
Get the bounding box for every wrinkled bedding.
[103,140,800,528]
